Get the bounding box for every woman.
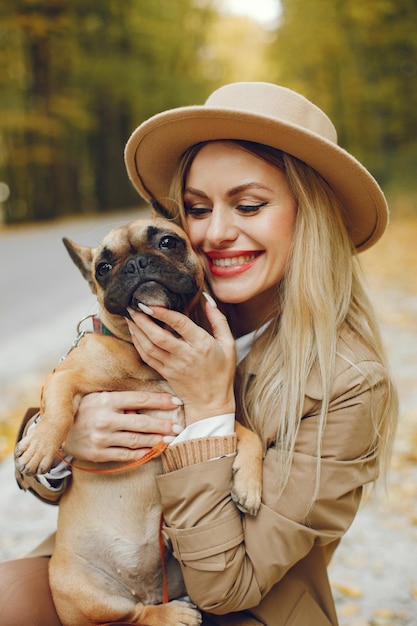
[1,82,397,625]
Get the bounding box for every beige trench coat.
[16,325,387,626]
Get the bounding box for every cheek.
[276,208,297,247]
[185,219,204,249]
[265,213,295,246]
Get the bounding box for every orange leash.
[159,513,170,604]
[56,441,168,475]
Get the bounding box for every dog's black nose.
[126,256,152,273]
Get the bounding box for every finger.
[204,301,235,355]
[128,306,201,345]
[127,317,184,373]
[82,402,182,438]
[116,412,182,437]
[204,298,231,338]
[126,321,170,371]
[108,429,175,451]
[110,447,156,462]
[81,390,181,413]
[76,445,156,464]
[108,447,154,463]
[126,315,169,350]
[65,421,177,461]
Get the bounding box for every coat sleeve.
[156,359,387,614]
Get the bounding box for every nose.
[205,207,239,247]
[125,255,153,273]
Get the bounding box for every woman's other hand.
[62,391,183,463]
[126,301,236,425]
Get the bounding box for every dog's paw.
[164,599,202,625]
[231,457,262,516]
[232,423,263,516]
[15,434,56,476]
[231,475,262,516]
[138,599,202,625]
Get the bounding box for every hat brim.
[125,106,388,252]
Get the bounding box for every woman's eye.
[185,206,211,218]
[237,201,268,214]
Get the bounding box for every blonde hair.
[167,140,398,504]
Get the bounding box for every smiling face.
[183,141,297,332]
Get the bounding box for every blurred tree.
[202,13,276,84]
[0,0,216,224]
[3,0,414,223]
[268,0,417,191]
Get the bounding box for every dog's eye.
[159,236,179,250]
[96,262,113,277]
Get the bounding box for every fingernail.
[163,435,176,444]
[203,291,217,308]
[172,423,184,434]
[171,396,183,406]
[138,303,154,315]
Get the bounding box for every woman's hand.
[126,299,236,426]
[62,391,183,463]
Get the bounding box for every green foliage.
[269,0,417,194]
[1,0,415,222]
[0,0,216,223]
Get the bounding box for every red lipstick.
[206,250,262,277]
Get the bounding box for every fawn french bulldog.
[15,216,263,626]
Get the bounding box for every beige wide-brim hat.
[125,82,388,251]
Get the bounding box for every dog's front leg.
[231,422,263,516]
[15,371,80,475]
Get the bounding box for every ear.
[62,237,97,294]
[150,199,175,221]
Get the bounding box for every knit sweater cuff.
[161,434,237,473]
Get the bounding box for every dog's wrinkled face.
[63,217,204,329]
[97,219,203,315]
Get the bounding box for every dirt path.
[328,287,417,625]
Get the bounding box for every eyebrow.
[184,182,273,198]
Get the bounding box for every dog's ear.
[151,199,175,221]
[62,238,96,294]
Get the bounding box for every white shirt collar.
[235,320,271,364]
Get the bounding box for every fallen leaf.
[339,603,360,617]
[332,583,363,598]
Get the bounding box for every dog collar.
[92,316,115,337]
[58,315,115,363]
